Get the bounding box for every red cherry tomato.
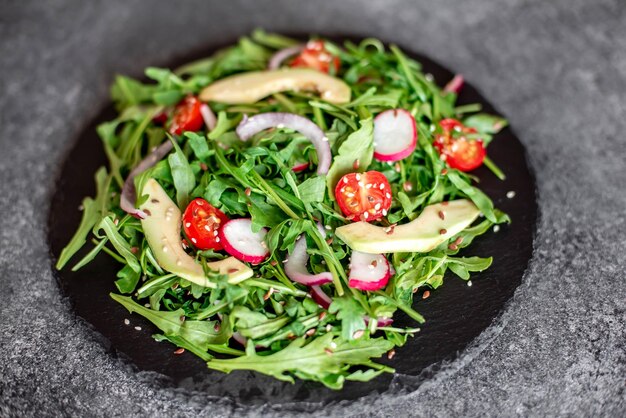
[169,96,204,135]
[182,198,229,250]
[434,118,486,172]
[335,171,392,222]
[290,40,341,74]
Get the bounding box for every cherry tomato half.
[169,96,204,135]
[290,40,341,74]
[335,171,392,222]
[434,118,486,172]
[182,198,229,250]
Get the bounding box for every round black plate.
[48,38,537,405]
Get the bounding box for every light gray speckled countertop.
[1,0,624,416]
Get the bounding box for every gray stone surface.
[1,0,624,416]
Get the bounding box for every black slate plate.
[48,37,537,405]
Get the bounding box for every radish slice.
[219,219,269,264]
[348,251,390,291]
[292,161,310,173]
[120,140,173,219]
[373,109,417,162]
[236,112,331,175]
[443,74,464,94]
[268,45,304,70]
[199,103,217,131]
[310,285,332,309]
[284,227,333,286]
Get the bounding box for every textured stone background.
[1,0,624,416]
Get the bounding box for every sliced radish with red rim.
[373,109,417,162]
[219,218,269,264]
[348,251,390,291]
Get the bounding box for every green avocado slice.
[334,199,480,254]
[139,179,253,288]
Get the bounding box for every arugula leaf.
[326,118,374,195]
[167,136,195,208]
[447,170,498,222]
[297,176,326,204]
[329,296,366,340]
[207,333,393,388]
[111,294,231,348]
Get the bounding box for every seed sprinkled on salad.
[54,31,510,389]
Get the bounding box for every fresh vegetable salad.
[56,31,510,389]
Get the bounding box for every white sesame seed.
[135,326,142,331]
[358,181,365,187]
[355,174,361,181]
[506,191,516,199]
[322,136,329,142]
[325,225,332,230]
[385,193,391,199]
[425,73,434,82]
[326,324,333,332]
[493,225,500,233]
[144,303,150,308]
[363,212,369,219]
[343,177,348,184]
[191,238,197,244]
[366,183,372,189]
[374,203,381,210]
[379,184,385,190]
[382,209,388,216]
[330,342,337,349]
[467,281,473,287]
[215,237,220,242]
[124,319,130,325]
[277,123,285,129]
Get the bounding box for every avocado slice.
[199,68,351,104]
[139,179,253,288]
[334,199,480,254]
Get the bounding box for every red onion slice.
[443,74,464,94]
[310,285,332,309]
[236,112,331,175]
[364,316,394,327]
[284,223,333,286]
[200,103,217,131]
[120,140,173,219]
[268,45,304,70]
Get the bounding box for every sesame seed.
[325,225,332,230]
[363,212,369,219]
[326,324,333,332]
[374,203,381,210]
[277,123,285,129]
[422,290,430,299]
[134,326,142,331]
[330,342,337,349]
[185,222,191,228]
[343,177,348,184]
[366,183,372,189]
[493,225,500,233]
[215,237,220,242]
[124,319,130,325]
[385,193,391,199]
[382,209,388,216]
[438,210,445,220]
[191,238,197,244]
[144,303,150,308]
[506,191,516,199]
[379,184,385,190]
[387,349,396,360]
[173,348,185,355]
[467,281,473,287]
